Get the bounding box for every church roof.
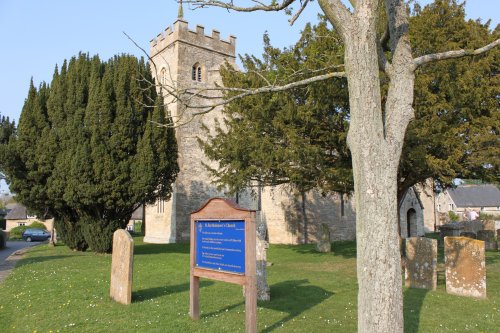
[447,184,500,208]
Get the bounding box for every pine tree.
[3,53,178,253]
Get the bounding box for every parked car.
[22,228,50,242]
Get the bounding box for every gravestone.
[316,223,331,253]
[405,237,437,290]
[256,219,270,301]
[477,230,497,250]
[444,237,486,299]
[439,222,463,239]
[481,220,495,232]
[460,232,476,239]
[110,229,134,305]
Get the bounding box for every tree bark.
[342,3,406,332]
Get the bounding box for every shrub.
[54,218,88,252]
[9,225,29,240]
[448,211,460,222]
[28,221,47,230]
[81,218,124,253]
[479,212,497,220]
[0,230,6,249]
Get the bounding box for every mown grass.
[0,236,498,332]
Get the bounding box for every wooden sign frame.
[189,198,256,333]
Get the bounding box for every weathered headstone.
[256,218,270,301]
[110,229,134,305]
[439,222,463,239]
[405,237,437,290]
[481,220,495,231]
[444,237,486,299]
[477,230,497,250]
[460,232,476,239]
[316,223,331,253]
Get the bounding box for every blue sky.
[0,0,498,194]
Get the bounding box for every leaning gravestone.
[477,230,497,250]
[444,237,486,299]
[110,229,134,305]
[316,223,331,253]
[405,237,437,290]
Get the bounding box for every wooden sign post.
[190,198,257,333]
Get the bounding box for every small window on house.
[192,63,202,82]
[449,203,454,211]
[18,222,26,227]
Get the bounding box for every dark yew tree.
[2,53,178,253]
[203,1,498,204]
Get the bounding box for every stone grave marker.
[477,230,497,250]
[481,220,495,232]
[444,237,486,299]
[459,231,476,239]
[316,223,331,253]
[405,237,437,290]
[110,229,134,305]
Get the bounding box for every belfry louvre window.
[192,63,202,82]
[160,68,167,85]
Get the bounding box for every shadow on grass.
[200,279,333,331]
[290,241,357,259]
[133,280,214,303]
[263,279,333,332]
[485,250,500,265]
[15,255,77,268]
[403,287,429,333]
[134,242,190,255]
[332,241,357,258]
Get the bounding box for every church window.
[192,63,202,82]
[160,68,167,85]
[157,199,165,213]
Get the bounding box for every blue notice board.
[195,220,245,274]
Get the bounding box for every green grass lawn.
[0,237,498,332]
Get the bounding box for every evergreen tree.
[3,53,178,253]
[202,23,352,196]
[202,1,498,203]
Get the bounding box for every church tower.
[144,12,237,243]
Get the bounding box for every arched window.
[160,68,167,85]
[192,63,202,82]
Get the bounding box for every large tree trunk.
[342,2,413,331]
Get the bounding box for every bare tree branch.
[288,0,310,26]
[413,38,500,69]
[185,0,296,12]
[182,70,346,115]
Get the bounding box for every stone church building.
[143,14,430,245]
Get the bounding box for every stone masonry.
[405,237,437,290]
[444,236,486,299]
[143,17,358,245]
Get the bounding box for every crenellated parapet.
[150,19,236,58]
